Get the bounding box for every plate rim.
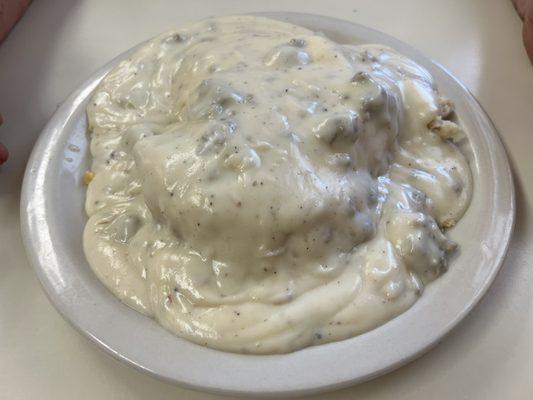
[20,12,515,397]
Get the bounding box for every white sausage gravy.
[84,16,472,353]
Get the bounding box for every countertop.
[1,0,532,398]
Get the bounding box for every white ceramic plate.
[20,12,515,397]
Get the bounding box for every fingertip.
[0,143,8,165]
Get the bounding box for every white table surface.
[1,0,532,398]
